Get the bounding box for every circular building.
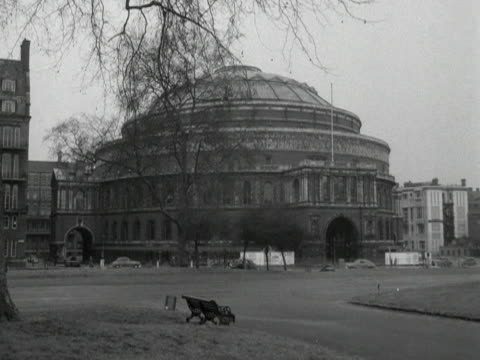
[51,65,398,264]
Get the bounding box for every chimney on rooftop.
[21,39,30,71]
[57,150,63,163]
[461,179,466,187]
[432,178,439,185]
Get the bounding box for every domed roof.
[194,65,331,106]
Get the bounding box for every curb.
[349,301,480,323]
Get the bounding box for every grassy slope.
[0,306,361,360]
[351,281,480,320]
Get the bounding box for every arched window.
[263,182,273,204]
[121,221,129,242]
[146,219,155,240]
[133,218,141,240]
[111,221,118,241]
[293,178,300,203]
[11,185,18,209]
[4,184,10,209]
[242,181,252,205]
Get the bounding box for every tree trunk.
[280,250,287,271]
[242,241,249,268]
[0,243,19,321]
[194,238,200,269]
[265,248,269,271]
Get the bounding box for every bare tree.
[1,0,373,320]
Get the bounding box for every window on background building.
[350,177,357,203]
[120,221,128,242]
[111,221,118,241]
[103,220,109,241]
[334,176,347,202]
[10,240,16,257]
[2,153,11,178]
[146,220,156,240]
[293,178,300,202]
[11,185,18,209]
[417,224,424,234]
[279,182,285,203]
[14,127,20,147]
[133,218,141,240]
[4,184,10,209]
[242,181,252,205]
[12,155,18,178]
[1,100,16,113]
[2,79,16,92]
[222,179,234,205]
[265,155,272,164]
[402,208,408,221]
[162,220,172,240]
[3,240,7,257]
[3,216,9,229]
[321,176,330,202]
[74,191,85,210]
[263,182,273,204]
[417,207,422,219]
[11,216,17,229]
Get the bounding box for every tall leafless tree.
[0,0,373,320]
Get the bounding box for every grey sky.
[3,0,479,188]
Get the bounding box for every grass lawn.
[351,281,480,321]
[0,306,361,360]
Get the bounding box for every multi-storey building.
[26,160,61,259]
[396,178,469,255]
[0,39,30,264]
[468,188,480,247]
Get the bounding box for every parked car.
[345,259,376,269]
[229,259,257,270]
[461,257,476,267]
[431,258,452,268]
[65,255,82,267]
[319,264,336,272]
[111,257,142,268]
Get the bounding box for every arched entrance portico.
[64,226,94,263]
[325,217,358,262]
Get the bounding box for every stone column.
[346,176,351,204]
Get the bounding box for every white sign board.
[242,251,295,266]
[385,252,421,266]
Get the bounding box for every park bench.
[182,295,235,325]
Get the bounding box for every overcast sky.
[3,0,479,188]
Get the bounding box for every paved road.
[8,267,480,360]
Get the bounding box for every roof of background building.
[28,160,62,173]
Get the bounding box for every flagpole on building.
[330,83,334,164]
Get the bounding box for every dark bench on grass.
[182,295,235,325]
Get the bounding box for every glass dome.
[193,65,331,106]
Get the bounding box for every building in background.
[0,39,31,265]
[51,65,398,264]
[468,188,480,247]
[25,160,62,260]
[396,178,469,255]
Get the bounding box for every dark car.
[229,259,257,270]
[345,259,376,269]
[320,264,336,272]
[111,257,142,268]
[431,258,452,268]
[461,257,476,267]
[65,255,82,267]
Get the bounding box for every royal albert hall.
[51,65,399,263]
